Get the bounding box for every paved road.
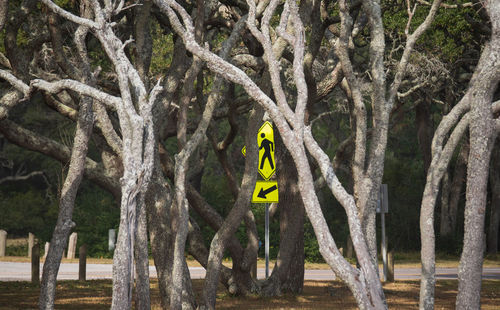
[1,262,499,282]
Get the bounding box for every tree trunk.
[456,15,500,307]
[146,170,196,310]
[134,196,150,310]
[488,138,500,254]
[439,171,451,237]
[261,132,305,296]
[201,106,263,309]
[159,143,258,297]
[39,96,94,310]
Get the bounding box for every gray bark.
[0,119,120,199]
[488,138,500,254]
[456,2,500,308]
[439,172,451,237]
[134,194,151,310]
[159,144,254,297]
[170,6,204,306]
[201,105,262,309]
[38,2,162,308]
[455,13,500,309]
[261,133,305,296]
[146,168,197,310]
[38,2,96,306]
[158,0,442,308]
[38,86,94,310]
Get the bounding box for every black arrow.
[257,184,278,199]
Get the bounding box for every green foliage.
[383,0,480,62]
[73,182,119,258]
[200,150,235,217]
[5,243,28,256]
[304,220,323,263]
[150,22,174,76]
[0,190,58,241]
[436,233,463,256]
[383,112,426,251]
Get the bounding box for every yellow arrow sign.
[252,180,279,203]
[257,121,275,180]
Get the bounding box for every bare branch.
[246,0,296,125]
[288,0,308,131]
[0,69,30,94]
[0,90,24,121]
[40,0,98,29]
[0,171,44,185]
[415,0,475,9]
[30,79,120,109]
[493,99,500,113]
[231,54,265,70]
[405,0,418,37]
[397,80,428,98]
[0,119,120,198]
[338,0,367,187]
[388,0,443,103]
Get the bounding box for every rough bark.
[418,24,500,309]
[439,171,451,237]
[158,144,255,296]
[37,3,99,307]
[450,1,500,309]
[134,194,151,310]
[157,0,445,307]
[488,137,500,254]
[146,167,197,310]
[38,1,162,308]
[39,91,94,310]
[456,57,498,310]
[455,10,500,309]
[0,119,120,199]
[201,105,262,309]
[261,131,305,296]
[418,92,469,310]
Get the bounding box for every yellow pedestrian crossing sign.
[252,181,279,203]
[257,121,275,180]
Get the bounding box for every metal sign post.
[381,210,387,282]
[245,121,279,280]
[378,184,389,282]
[265,203,270,278]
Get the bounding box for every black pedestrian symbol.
[259,133,274,170]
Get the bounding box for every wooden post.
[31,243,40,284]
[0,230,6,257]
[43,242,50,259]
[28,232,34,258]
[79,244,87,281]
[251,261,257,279]
[67,232,78,259]
[108,229,116,251]
[387,251,395,282]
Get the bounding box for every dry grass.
[2,255,499,269]
[0,279,499,309]
[2,238,499,268]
